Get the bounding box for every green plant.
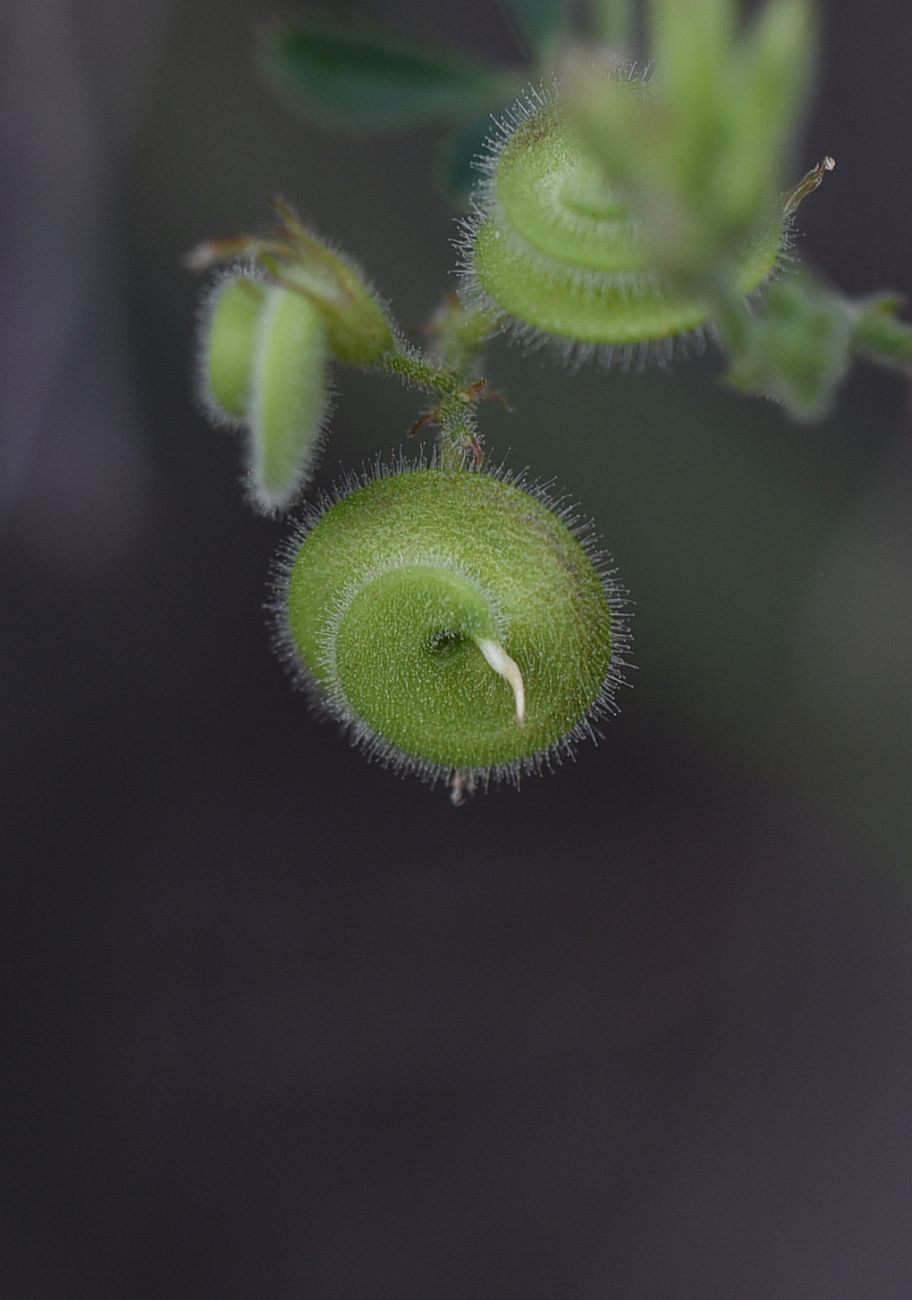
[274,463,626,800]
[188,0,912,802]
[458,83,788,368]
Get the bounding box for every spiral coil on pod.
[272,462,629,788]
[458,84,787,368]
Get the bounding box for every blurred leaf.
[648,0,735,113]
[261,24,511,129]
[720,0,815,235]
[500,0,568,52]
[726,275,852,421]
[592,0,634,46]
[567,0,816,287]
[851,296,912,373]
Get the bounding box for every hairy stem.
[439,394,482,469]
[382,347,459,395]
[381,304,497,466]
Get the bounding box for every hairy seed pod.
[196,267,266,425]
[247,285,332,515]
[458,88,787,368]
[273,463,629,790]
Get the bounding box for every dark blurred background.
[3,1,911,1296]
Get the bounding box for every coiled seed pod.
[196,267,265,426]
[195,269,332,515]
[273,462,629,791]
[459,87,787,367]
[247,285,331,515]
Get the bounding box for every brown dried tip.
[183,232,295,273]
[784,156,837,216]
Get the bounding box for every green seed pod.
[458,87,787,368]
[247,285,332,515]
[187,202,395,369]
[272,461,629,793]
[195,267,266,426]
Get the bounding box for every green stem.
[439,393,481,469]
[381,347,478,466]
[381,304,498,466]
[382,346,459,395]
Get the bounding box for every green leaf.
[725,276,852,422]
[500,0,567,52]
[851,296,912,373]
[720,0,815,235]
[261,24,510,129]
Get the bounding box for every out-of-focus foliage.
[260,24,515,129]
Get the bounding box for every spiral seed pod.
[458,86,787,368]
[196,267,266,426]
[246,285,332,515]
[273,462,629,791]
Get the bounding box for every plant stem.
[439,394,482,469]
[380,303,498,466]
[382,347,459,396]
[380,348,477,465]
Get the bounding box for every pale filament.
[476,638,526,728]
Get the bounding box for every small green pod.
[247,286,332,515]
[459,90,786,367]
[273,463,629,791]
[196,268,266,425]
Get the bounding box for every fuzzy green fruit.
[274,464,628,791]
[459,91,786,367]
[196,272,333,515]
[197,269,265,425]
[247,286,331,515]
